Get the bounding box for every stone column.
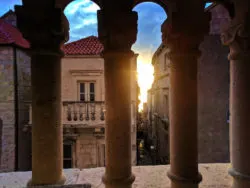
[98,9,138,188]
[15,4,69,185]
[221,1,250,187]
[162,3,210,188]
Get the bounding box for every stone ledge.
[0,164,232,188]
[28,184,91,188]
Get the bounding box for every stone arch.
[133,0,168,14]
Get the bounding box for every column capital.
[221,20,250,60]
[98,10,138,53]
[161,11,210,56]
[14,5,69,55]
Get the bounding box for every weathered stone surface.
[0,169,80,187]
[0,47,15,173]
[198,35,230,163]
[16,49,31,171]
[0,164,232,188]
[77,164,232,188]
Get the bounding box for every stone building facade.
[0,11,31,172]
[147,4,231,163]
[59,37,138,168]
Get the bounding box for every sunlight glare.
[137,55,154,112]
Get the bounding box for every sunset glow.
[137,55,154,112]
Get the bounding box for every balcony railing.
[63,101,105,128]
[28,101,106,128]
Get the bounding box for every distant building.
[147,4,231,163]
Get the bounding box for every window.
[79,83,85,101]
[78,82,95,102]
[90,83,95,102]
[63,144,72,169]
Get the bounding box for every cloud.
[64,0,99,42]
[132,2,167,62]
[64,0,99,15]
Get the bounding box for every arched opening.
[64,0,100,42]
[63,0,104,170]
[133,0,168,14]
[132,2,167,165]
[132,2,167,112]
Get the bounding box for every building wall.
[61,55,137,168]
[0,47,15,172]
[152,47,170,118]
[61,56,105,102]
[75,129,99,168]
[198,37,229,163]
[131,55,138,165]
[150,46,170,163]
[197,4,230,163]
[16,49,31,170]
[0,47,31,172]
[149,4,230,163]
[1,12,17,27]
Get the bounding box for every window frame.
[77,81,96,102]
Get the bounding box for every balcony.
[28,101,105,128]
[63,101,105,128]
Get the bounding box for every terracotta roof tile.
[62,36,103,55]
[0,18,30,48]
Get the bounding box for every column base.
[27,174,66,187]
[102,173,135,188]
[229,168,250,188]
[167,171,202,188]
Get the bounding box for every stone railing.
[27,101,106,128]
[62,101,105,128]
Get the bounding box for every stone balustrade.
[28,101,105,128]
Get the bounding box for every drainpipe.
[13,47,19,171]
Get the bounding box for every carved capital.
[15,5,69,55]
[161,11,210,56]
[98,11,138,52]
[221,21,250,59]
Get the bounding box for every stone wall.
[0,46,31,172]
[198,35,230,163]
[197,3,230,163]
[0,46,15,172]
[16,49,31,170]
[0,119,2,167]
[61,56,105,102]
[1,12,17,27]
[76,129,100,169]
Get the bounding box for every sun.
[137,56,154,112]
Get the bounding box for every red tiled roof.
[62,36,103,55]
[0,18,30,48]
